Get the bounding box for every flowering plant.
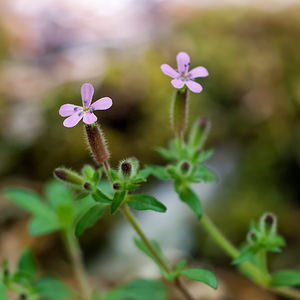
[2,52,300,300]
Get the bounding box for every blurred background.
[1,0,300,298]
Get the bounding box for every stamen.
[84,99,87,103]
[74,107,78,111]
[78,112,83,116]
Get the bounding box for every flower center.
[83,106,95,113]
[179,73,193,81]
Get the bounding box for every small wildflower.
[59,83,112,127]
[161,52,209,93]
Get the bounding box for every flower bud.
[85,124,110,164]
[260,212,277,235]
[180,161,190,172]
[54,168,84,186]
[120,161,132,176]
[113,183,120,190]
[172,88,188,137]
[83,182,91,190]
[247,231,257,245]
[188,117,211,150]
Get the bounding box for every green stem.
[257,250,268,277]
[200,214,300,299]
[63,230,91,300]
[120,204,170,273]
[120,204,197,300]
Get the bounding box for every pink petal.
[81,83,94,107]
[59,104,82,117]
[83,112,97,124]
[91,97,113,110]
[189,66,209,78]
[160,64,179,78]
[63,112,83,127]
[186,80,203,93]
[176,52,190,75]
[171,78,185,89]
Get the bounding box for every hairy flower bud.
[260,212,277,235]
[83,182,91,190]
[180,161,190,172]
[85,124,110,164]
[19,294,27,300]
[265,214,274,226]
[247,231,257,245]
[54,168,84,186]
[121,161,132,176]
[113,183,120,190]
[172,88,188,137]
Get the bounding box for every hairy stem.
[120,204,196,300]
[63,231,91,300]
[200,214,300,299]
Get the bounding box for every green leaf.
[193,165,216,182]
[34,277,72,299]
[104,279,167,300]
[140,166,171,180]
[74,195,96,219]
[0,280,7,300]
[232,247,257,265]
[18,248,36,279]
[155,146,176,160]
[134,238,169,277]
[175,184,202,218]
[127,194,166,213]
[181,268,218,289]
[92,170,101,185]
[111,191,126,214]
[197,150,213,162]
[174,259,187,272]
[75,204,107,236]
[5,188,51,219]
[82,165,95,181]
[93,189,112,204]
[271,270,300,287]
[45,181,72,210]
[29,217,61,236]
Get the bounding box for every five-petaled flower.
[59,83,112,127]
[160,52,209,93]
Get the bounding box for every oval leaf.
[127,194,166,213]
[175,184,202,218]
[181,268,217,289]
[75,204,107,236]
[111,191,126,214]
[271,270,300,287]
[34,277,72,299]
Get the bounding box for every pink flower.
[59,83,112,128]
[160,52,209,93]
